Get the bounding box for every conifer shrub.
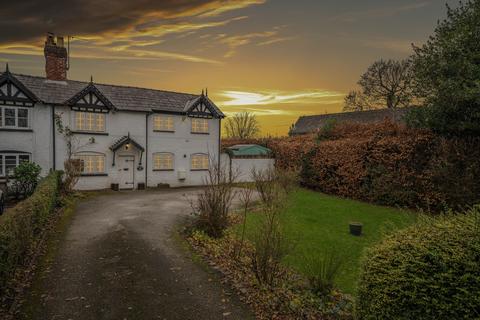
[356,207,480,319]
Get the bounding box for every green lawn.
[240,188,416,294]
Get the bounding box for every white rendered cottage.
[0,34,224,190]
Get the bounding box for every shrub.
[301,249,344,299]
[191,162,237,238]
[11,162,42,198]
[250,168,292,286]
[355,207,480,319]
[0,171,61,295]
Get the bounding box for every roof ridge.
[301,107,411,119]
[13,73,199,97]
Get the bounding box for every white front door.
[118,156,135,190]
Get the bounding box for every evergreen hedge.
[0,171,61,295]
[356,207,480,319]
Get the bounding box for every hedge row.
[223,121,480,211]
[356,207,480,319]
[300,122,480,211]
[0,171,61,295]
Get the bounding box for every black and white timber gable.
[65,80,116,113]
[184,93,223,119]
[0,65,38,107]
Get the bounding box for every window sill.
[80,173,109,177]
[72,131,109,136]
[190,169,209,171]
[190,132,210,135]
[153,130,175,133]
[153,169,174,172]
[0,128,33,132]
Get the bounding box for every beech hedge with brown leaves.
[223,121,480,211]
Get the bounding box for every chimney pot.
[57,36,64,47]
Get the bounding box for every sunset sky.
[0,0,455,135]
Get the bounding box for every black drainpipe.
[218,118,222,173]
[51,105,56,170]
[145,112,149,187]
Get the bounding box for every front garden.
[239,188,415,294]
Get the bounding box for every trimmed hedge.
[356,207,480,319]
[299,122,480,212]
[0,171,61,295]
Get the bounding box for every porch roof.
[110,135,145,152]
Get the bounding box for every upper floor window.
[74,112,105,132]
[153,115,174,132]
[0,153,31,176]
[153,152,174,170]
[191,118,209,134]
[191,153,209,170]
[75,153,105,174]
[0,107,29,129]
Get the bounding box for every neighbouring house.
[221,144,274,182]
[290,108,411,135]
[0,33,224,190]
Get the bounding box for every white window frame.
[191,118,209,134]
[153,115,174,132]
[0,106,30,129]
[74,152,106,175]
[74,111,106,132]
[190,153,209,171]
[0,153,31,177]
[153,152,174,171]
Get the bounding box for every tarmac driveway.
[20,189,253,320]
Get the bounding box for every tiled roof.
[226,144,272,157]
[291,108,412,135]
[12,73,224,116]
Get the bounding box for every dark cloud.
[0,0,222,45]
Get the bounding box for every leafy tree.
[225,111,260,139]
[344,59,414,111]
[408,0,480,135]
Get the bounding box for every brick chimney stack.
[44,33,68,81]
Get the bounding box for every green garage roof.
[226,144,272,157]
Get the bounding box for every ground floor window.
[191,153,209,170]
[0,153,31,176]
[153,152,174,170]
[75,153,105,174]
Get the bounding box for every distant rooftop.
[291,108,412,135]
[225,144,272,158]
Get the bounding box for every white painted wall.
[220,153,275,183]
[0,103,53,176]
[2,104,221,190]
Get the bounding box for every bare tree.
[343,59,414,111]
[54,114,89,193]
[225,112,260,139]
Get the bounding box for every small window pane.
[76,154,105,174]
[5,155,17,176]
[154,153,174,170]
[154,115,174,131]
[5,108,15,126]
[18,109,28,128]
[191,119,208,133]
[191,154,209,170]
[19,154,30,163]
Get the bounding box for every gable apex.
[65,82,116,113]
[0,68,39,106]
